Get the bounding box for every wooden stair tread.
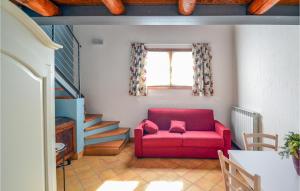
[86,139,126,148]
[84,114,103,123]
[55,96,73,99]
[84,120,119,131]
[85,128,129,140]
[84,139,128,156]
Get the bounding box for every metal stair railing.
[41,25,83,98]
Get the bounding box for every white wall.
[234,25,300,146]
[74,26,236,135]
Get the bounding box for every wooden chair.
[218,150,261,191]
[243,133,278,151]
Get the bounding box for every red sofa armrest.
[134,121,144,157]
[215,120,231,157]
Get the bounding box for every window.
[146,50,193,88]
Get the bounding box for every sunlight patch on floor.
[96,181,139,191]
[145,181,183,191]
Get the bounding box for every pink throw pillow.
[143,120,159,134]
[169,120,186,133]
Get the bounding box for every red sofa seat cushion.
[142,130,182,148]
[148,108,215,131]
[182,131,224,148]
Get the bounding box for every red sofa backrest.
[148,108,215,131]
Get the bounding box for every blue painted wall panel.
[55,98,85,153]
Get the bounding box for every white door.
[1,54,46,191]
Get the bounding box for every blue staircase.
[55,87,130,156]
[82,114,130,156]
[44,24,129,156]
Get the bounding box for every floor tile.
[57,143,225,191]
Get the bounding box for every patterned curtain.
[129,43,148,96]
[192,43,214,96]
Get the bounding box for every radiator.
[231,106,260,149]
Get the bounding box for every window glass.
[146,50,193,87]
[146,51,170,86]
[171,51,193,86]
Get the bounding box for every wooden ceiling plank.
[15,0,60,16]
[102,0,125,15]
[178,0,196,15]
[51,0,299,6]
[248,0,281,14]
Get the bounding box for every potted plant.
[279,132,300,176]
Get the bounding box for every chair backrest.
[148,108,215,131]
[243,133,278,151]
[218,150,261,191]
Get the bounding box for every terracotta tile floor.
[57,143,225,191]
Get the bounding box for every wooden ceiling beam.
[15,0,60,16]
[51,0,299,6]
[178,0,196,15]
[248,0,281,14]
[102,0,125,15]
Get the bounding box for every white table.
[228,150,300,191]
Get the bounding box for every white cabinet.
[0,1,61,191]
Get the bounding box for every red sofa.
[134,108,231,158]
